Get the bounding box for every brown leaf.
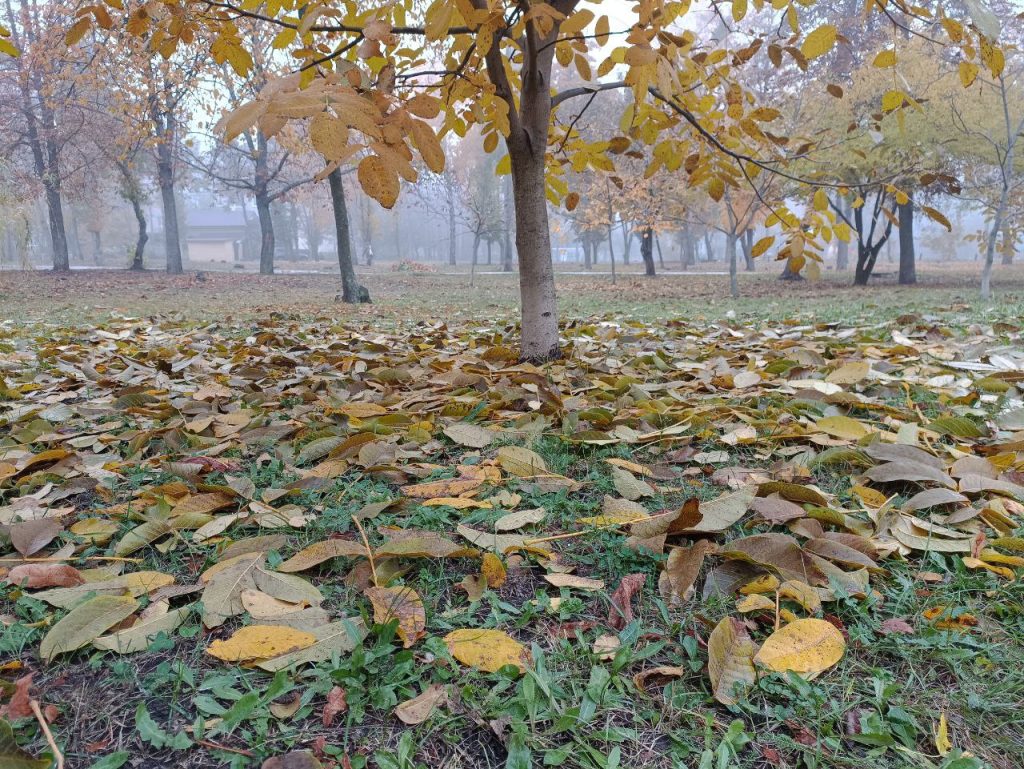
[5,563,84,589]
[0,674,34,719]
[262,752,323,769]
[322,686,347,727]
[9,517,64,556]
[394,684,447,725]
[607,573,645,630]
[364,586,426,647]
[659,540,717,605]
[878,618,915,636]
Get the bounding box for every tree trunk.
[509,144,559,360]
[42,180,69,271]
[91,229,101,264]
[1000,225,1014,265]
[703,233,713,262]
[621,226,631,265]
[17,89,68,268]
[640,227,656,276]
[655,233,665,268]
[742,229,755,271]
[129,197,148,270]
[727,233,738,298]
[836,200,850,270]
[328,168,370,303]
[854,244,881,286]
[501,174,514,273]
[255,193,275,275]
[447,175,457,266]
[470,232,480,288]
[583,239,592,270]
[156,151,183,274]
[898,200,916,285]
[118,162,148,270]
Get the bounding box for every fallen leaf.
[364,586,426,647]
[496,446,548,477]
[5,563,84,589]
[707,617,758,705]
[494,508,546,531]
[206,625,317,662]
[443,422,495,448]
[445,628,529,673]
[40,594,140,662]
[394,684,447,724]
[543,573,605,591]
[754,618,846,677]
[322,686,347,727]
[608,573,646,630]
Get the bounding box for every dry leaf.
[444,628,529,673]
[754,618,846,677]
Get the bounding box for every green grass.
[3,270,1024,769]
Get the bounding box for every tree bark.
[447,174,457,266]
[742,229,755,271]
[156,145,183,274]
[1002,225,1015,265]
[255,193,275,275]
[509,144,559,359]
[640,227,656,276]
[621,225,631,265]
[501,174,514,273]
[328,168,370,303]
[897,200,916,285]
[727,233,738,298]
[118,162,148,270]
[836,200,850,270]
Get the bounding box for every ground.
[1,265,1023,769]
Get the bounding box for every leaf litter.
[1,312,1023,766]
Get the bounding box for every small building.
[185,210,255,265]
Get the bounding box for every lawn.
[1,266,1023,769]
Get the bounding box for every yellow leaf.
[309,112,350,163]
[358,154,400,209]
[409,120,445,173]
[206,625,316,662]
[364,586,425,647]
[754,618,846,677]
[872,49,896,68]
[921,206,951,232]
[65,18,91,46]
[481,553,507,587]
[959,61,979,87]
[444,628,529,673]
[750,235,774,257]
[594,15,610,46]
[935,712,951,756]
[495,154,511,175]
[707,617,757,705]
[813,188,828,212]
[815,415,870,441]
[732,0,748,22]
[496,445,548,477]
[801,24,837,60]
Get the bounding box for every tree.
[1,0,80,270]
[69,1,1008,358]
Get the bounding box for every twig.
[523,508,682,546]
[30,699,64,769]
[0,556,144,563]
[197,739,255,757]
[351,515,378,587]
